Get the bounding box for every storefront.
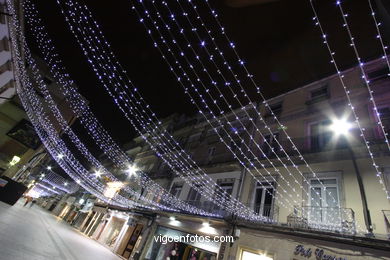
[145,225,219,260]
[230,227,390,260]
[141,215,228,260]
[93,209,148,259]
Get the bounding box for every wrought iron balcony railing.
[288,205,356,234]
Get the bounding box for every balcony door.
[309,178,340,228]
[253,182,274,218]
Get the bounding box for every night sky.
[27,0,389,146]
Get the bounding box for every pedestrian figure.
[29,199,36,208]
[23,196,32,207]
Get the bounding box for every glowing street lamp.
[330,117,373,236]
[125,164,138,176]
[57,153,64,159]
[330,118,353,136]
[94,170,102,177]
[47,166,52,170]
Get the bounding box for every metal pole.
[347,143,373,236]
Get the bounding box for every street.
[0,200,120,260]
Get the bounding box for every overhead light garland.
[309,0,390,200]
[127,0,349,211]
[51,0,263,221]
[22,0,222,217]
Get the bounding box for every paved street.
[0,200,120,260]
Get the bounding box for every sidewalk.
[0,199,121,260]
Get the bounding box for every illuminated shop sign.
[294,245,346,260]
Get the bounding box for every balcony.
[288,206,356,235]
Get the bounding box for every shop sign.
[294,245,346,260]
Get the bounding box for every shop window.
[239,248,273,260]
[253,182,275,218]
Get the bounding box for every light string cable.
[131,1,320,208]
[25,48,175,212]
[41,170,79,193]
[55,0,260,220]
[71,0,346,230]
[127,0,346,218]
[338,1,390,152]
[136,0,377,230]
[23,2,208,216]
[155,0,347,207]
[63,0,342,226]
[131,0,365,230]
[21,22,183,214]
[62,0,309,217]
[129,3,298,211]
[131,1,350,230]
[367,0,390,79]
[18,15,158,211]
[309,0,389,199]
[7,2,145,208]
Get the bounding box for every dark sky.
[28,0,389,146]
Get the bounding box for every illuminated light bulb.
[94,170,102,177]
[330,119,353,136]
[125,165,138,176]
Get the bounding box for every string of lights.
[62,0,358,231]
[59,0,350,229]
[59,0,302,213]
[59,0,358,228]
[126,0,357,229]
[129,3,297,209]
[160,0,356,208]
[127,0,348,210]
[367,0,390,76]
[128,1,357,230]
[309,0,389,200]
[7,0,155,209]
[54,0,263,220]
[23,2,209,216]
[337,1,390,151]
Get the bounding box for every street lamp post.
[330,119,373,236]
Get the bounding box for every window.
[309,178,340,226]
[170,183,183,198]
[239,248,273,260]
[307,86,329,104]
[378,107,390,134]
[187,185,202,205]
[217,179,235,196]
[261,133,279,156]
[310,120,332,151]
[253,182,275,217]
[208,147,216,157]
